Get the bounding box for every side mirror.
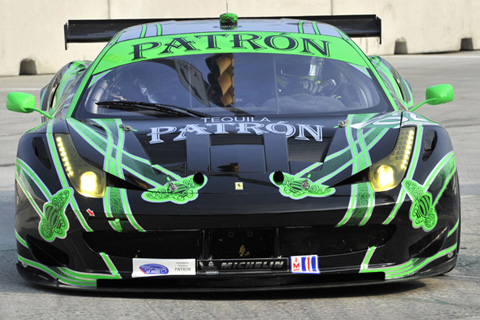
[6,92,36,113]
[425,84,454,105]
[410,84,454,111]
[6,92,53,119]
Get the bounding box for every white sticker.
[290,255,320,274]
[132,258,196,278]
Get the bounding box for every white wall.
[0,0,478,76]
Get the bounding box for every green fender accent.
[402,179,438,231]
[360,244,458,279]
[270,172,335,200]
[142,175,207,204]
[39,188,73,241]
[18,252,121,287]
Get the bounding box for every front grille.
[83,231,202,259]
[84,225,395,259]
[279,225,396,256]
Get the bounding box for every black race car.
[7,13,460,290]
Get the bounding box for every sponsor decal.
[148,117,324,144]
[132,259,195,277]
[290,255,320,274]
[198,258,288,273]
[130,33,331,61]
[86,209,95,217]
[139,263,169,275]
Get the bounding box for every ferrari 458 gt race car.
[7,13,460,291]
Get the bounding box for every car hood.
[67,112,401,189]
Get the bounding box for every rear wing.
[64,14,381,49]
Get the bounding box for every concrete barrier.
[0,0,478,76]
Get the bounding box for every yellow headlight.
[369,128,416,192]
[55,134,106,198]
[80,171,98,192]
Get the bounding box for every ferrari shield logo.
[235,182,243,190]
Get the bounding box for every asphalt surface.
[0,52,479,319]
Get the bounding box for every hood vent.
[137,132,332,175]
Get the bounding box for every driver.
[276,55,336,96]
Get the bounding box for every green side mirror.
[6,92,36,113]
[6,92,54,119]
[410,84,454,111]
[426,84,454,105]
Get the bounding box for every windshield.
[75,53,391,119]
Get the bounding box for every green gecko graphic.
[39,188,72,241]
[142,175,206,204]
[271,173,335,200]
[402,179,438,231]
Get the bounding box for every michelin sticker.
[132,258,196,277]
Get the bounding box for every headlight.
[55,134,106,198]
[369,127,415,192]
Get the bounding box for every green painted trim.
[18,253,121,287]
[47,122,93,232]
[298,21,305,34]
[94,31,367,74]
[448,219,459,238]
[360,244,457,279]
[383,126,423,225]
[15,231,28,248]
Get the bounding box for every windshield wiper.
[95,100,209,118]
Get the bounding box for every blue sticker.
[139,263,169,275]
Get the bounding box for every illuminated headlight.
[369,128,416,192]
[55,135,106,198]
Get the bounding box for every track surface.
[0,52,479,319]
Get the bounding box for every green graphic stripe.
[295,162,323,177]
[46,122,92,232]
[312,23,320,35]
[359,183,375,226]
[16,231,28,248]
[18,256,96,286]
[156,23,162,36]
[66,32,123,117]
[68,119,164,187]
[324,145,351,162]
[342,37,399,110]
[360,246,376,272]
[298,21,305,33]
[432,166,456,208]
[448,219,459,238]
[312,157,355,184]
[15,172,45,218]
[68,119,108,155]
[360,244,457,279]
[424,152,455,191]
[345,116,359,172]
[383,125,423,224]
[121,188,145,232]
[100,252,122,278]
[140,24,147,38]
[16,158,51,200]
[336,184,357,227]
[19,254,121,286]
[366,127,389,148]
[103,188,123,232]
